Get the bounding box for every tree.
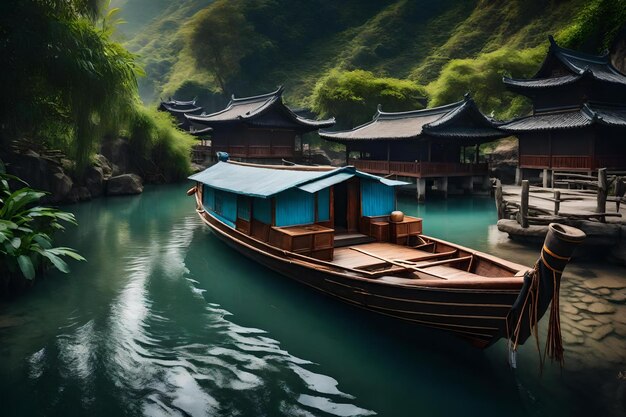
[188,0,258,95]
[0,0,142,174]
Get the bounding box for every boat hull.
[196,207,522,347]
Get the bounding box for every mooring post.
[554,190,560,215]
[520,180,529,228]
[597,168,607,223]
[495,179,506,219]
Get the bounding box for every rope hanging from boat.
[505,223,585,373]
[508,258,564,373]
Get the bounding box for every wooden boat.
[188,154,585,359]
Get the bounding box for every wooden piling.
[495,179,505,220]
[597,168,607,223]
[554,190,561,215]
[520,180,529,228]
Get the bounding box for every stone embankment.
[2,138,144,203]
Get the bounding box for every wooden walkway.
[501,185,626,224]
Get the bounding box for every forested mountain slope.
[116,0,626,122]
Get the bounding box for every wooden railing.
[348,159,488,177]
[551,156,592,170]
[519,155,551,168]
[191,145,294,159]
[520,154,626,170]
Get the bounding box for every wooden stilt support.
[520,180,529,228]
[495,179,505,220]
[597,168,607,223]
[554,190,561,215]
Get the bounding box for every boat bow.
[506,223,586,367]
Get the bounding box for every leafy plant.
[0,160,85,283]
[127,106,195,182]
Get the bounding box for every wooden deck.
[501,184,626,223]
[332,242,452,270]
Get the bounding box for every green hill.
[118,0,626,121]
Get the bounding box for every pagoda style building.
[185,86,335,162]
[158,98,204,130]
[501,36,626,186]
[319,94,506,200]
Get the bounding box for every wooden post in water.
[597,168,607,223]
[554,190,560,215]
[520,180,529,228]
[495,179,505,219]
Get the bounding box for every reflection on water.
[0,187,624,417]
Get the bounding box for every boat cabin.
[189,157,420,260]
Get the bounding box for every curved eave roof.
[425,128,507,139]
[320,97,503,142]
[500,104,626,132]
[503,74,582,89]
[521,36,626,87]
[185,86,334,129]
[160,103,203,114]
[320,101,464,142]
[189,127,213,136]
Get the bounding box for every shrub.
[128,106,195,182]
[310,69,427,128]
[426,47,544,119]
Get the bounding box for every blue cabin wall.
[202,177,395,230]
[253,198,272,224]
[202,186,237,227]
[317,188,330,222]
[237,195,251,220]
[275,188,315,227]
[203,186,215,211]
[360,179,395,217]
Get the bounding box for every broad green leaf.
[17,255,35,280]
[33,234,52,249]
[50,247,86,262]
[10,237,21,250]
[42,251,69,273]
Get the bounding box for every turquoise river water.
[1,185,625,417]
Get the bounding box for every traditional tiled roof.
[158,99,203,115]
[503,74,581,89]
[500,103,626,132]
[186,86,335,131]
[319,95,506,142]
[503,36,626,89]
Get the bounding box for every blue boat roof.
[189,162,407,198]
